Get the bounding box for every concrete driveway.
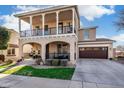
[72,59,124,88]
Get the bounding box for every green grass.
[0,62,15,69]
[2,66,75,80]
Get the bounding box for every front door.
[35,26,40,35]
[46,44,49,59]
[57,43,62,53]
[44,25,48,35]
[58,22,63,34]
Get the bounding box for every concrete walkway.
[18,59,35,66]
[72,59,124,88]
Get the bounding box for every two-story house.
[2,29,19,61]
[14,5,114,64]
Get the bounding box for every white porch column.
[72,8,75,33]
[29,16,33,30]
[56,11,59,35]
[19,40,23,59]
[42,14,45,36]
[70,42,75,63]
[19,18,21,32]
[41,43,46,62]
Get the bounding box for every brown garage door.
[79,47,108,59]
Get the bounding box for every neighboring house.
[2,29,19,61]
[113,48,124,58]
[14,5,114,64]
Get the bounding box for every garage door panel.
[79,47,108,59]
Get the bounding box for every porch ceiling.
[20,10,72,25]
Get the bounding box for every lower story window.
[7,48,15,55]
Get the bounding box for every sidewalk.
[0,73,120,88]
[0,74,82,88]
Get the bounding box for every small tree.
[0,26,10,61]
[115,9,124,31]
[116,45,124,51]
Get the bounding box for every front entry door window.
[44,25,49,35]
[57,44,62,53]
[35,26,41,36]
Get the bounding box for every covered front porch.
[45,41,70,66]
[20,39,76,66]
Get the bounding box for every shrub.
[60,60,68,66]
[0,55,5,62]
[109,58,112,60]
[35,58,42,65]
[52,59,59,66]
[6,59,13,64]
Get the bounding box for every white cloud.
[15,5,52,13]
[78,5,115,21]
[0,5,52,31]
[80,21,83,28]
[111,34,124,42]
[97,34,124,42]
[0,14,30,31]
[97,34,124,47]
[96,35,109,38]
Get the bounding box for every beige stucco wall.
[48,43,70,53]
[78,28,96,41]
[8,30,19,45]
[3,48,19,61]
[89,28,96,40]
[78,29,83,41]
[23,44,33,53]
[78,41,114,58]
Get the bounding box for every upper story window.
[84,30,89,40]
[35,26,40,30]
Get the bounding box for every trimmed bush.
[60,60,68,66]
[0,55,5,62]
[35,58,42,65]
[6,59,13,64]
[52,59,59,66]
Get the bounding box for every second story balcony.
[15,6,79,38]
[20,25,73,37]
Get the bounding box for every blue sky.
[80,6,123,36]
[0,5,124,47]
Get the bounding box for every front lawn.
[0,63,15,69]
[2,66,75,80]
